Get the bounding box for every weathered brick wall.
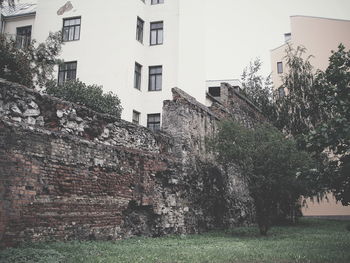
[0,79,263,247]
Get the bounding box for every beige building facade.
[271,15,350,91]
[271,16,350,216]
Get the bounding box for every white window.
[150,21,163,45]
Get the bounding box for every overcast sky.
[205,0,350,80]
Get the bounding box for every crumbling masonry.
[0,79,265,247]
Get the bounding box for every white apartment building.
[1,0,207,129]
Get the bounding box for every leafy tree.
[46,80,123,118]
[241,58,276,120]
[1,31,122,118]
[305,44,350,205]
[274,44,350,205]
[0,32,63,88]
[274,45,325,137]
[210,121,315,235]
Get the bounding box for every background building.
[271,15,350,93]
[1,0,207,129]
[270,15,350,217]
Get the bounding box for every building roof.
[1,2,36,18]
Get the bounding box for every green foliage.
[275,45,324,137]
[46,80,123,118]
[304,44,350,205]
[241,58,276,120]
[1,219,349,263]
[210,121,315,235]
[0,32,63,88]
[275,44,350,205]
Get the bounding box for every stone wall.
[0,79,263,247]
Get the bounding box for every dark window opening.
[62,17,81,42]
[148,66,162,91]
[16,26,32,49]
[147,113,161,132]
[132,110,140,124]
[208,86,221,97]
[58,61,77,84]
[136,17,144,43]
[151,0,164,4]
[134,62,142,90]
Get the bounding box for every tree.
[274,45,325,138]
[274,44,350,205]
[0,32,63,89]
[46,80,123,118]
[305,44,350,205]
[210,121,315,235]
[241,58,276,120]
[1,31,123,118]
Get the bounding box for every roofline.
[270,42,288,52]
[206,79,242,83]
[3,12,36,19]
[290,15,350,23]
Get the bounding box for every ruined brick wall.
[162,86,265,230]
[0,79,263,247]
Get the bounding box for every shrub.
[45,80,123,118]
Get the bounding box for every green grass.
[1,219,349,263]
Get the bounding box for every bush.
[46,80,123,118]
[209,121,316,235]
[0,32,62,89]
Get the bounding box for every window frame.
[151,0,164,4]
[134,62,142,90]
[16,25,32,49]
[136,17,144,43]
[132,110,141,125]
[150,21,163,46]
[148,66,163,91]
[62,16,81,42]
[277,62,283,74]
[147,113,161,132]
[58,61,77,85]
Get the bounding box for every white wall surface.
[32,0,195,126]
[3,16,35,37]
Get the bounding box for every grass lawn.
[1,218,349,263]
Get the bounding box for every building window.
[151,0,164,4]
[62,17,81,42]
[132,110,140,125]
[134,62,142,90]
[277,62,283,74]
[278,87,285,98]
[208,86,221,97]
[58,61,77,84]
[149,66,162,91]
[150,21,163,45]
[136,17,144,43]
[16,26,32,49]
[147,113,161,131]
